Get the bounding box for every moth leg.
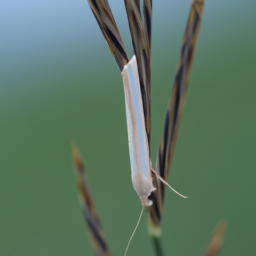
[151,168,188,199]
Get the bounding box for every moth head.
[132,172,156,207]
[139,187,156,207]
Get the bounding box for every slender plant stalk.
[148,0,205,240]
[87,0,129,71]
[151,236,164,256]
[72,144,111,256]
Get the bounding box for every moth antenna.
[151,169,188,199]
[124,206,144,256]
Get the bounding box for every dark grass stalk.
[147,1,205,254]
[149,0,205,230]
[72,144,111,256]
[87,0,129,71]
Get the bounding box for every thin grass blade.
[72,144,111,256]
[143,0,152,57]
[124,0,152,148]
[200,222,227,256]
[148,0,205,230]
[87,0,129,71]
[143,0,153,148]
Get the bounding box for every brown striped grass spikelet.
[200,222,227,256]
[87,0,129,71]
[72,144,111,256]
[148,0,205,233]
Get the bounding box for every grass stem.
[151,236,164,256]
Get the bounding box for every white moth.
[122,55,155,207]
[121,56,187,208]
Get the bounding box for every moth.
[122,55,155,207]
[122,56,186,207]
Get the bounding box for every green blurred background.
[0,0,255,255]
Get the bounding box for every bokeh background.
[1,0,256,255]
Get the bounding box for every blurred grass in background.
[0,0,256,255]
